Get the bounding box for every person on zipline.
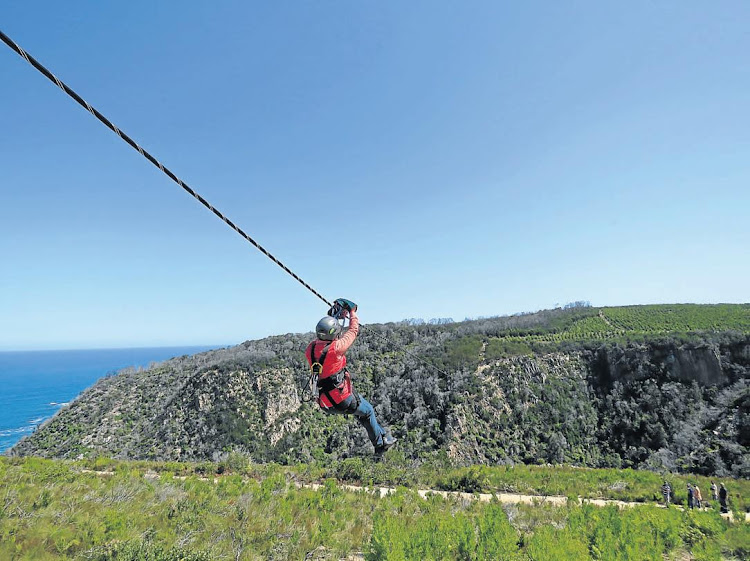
[305,299,396,455]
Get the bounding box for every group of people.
[686,483,703,509]
[661,480,729,512]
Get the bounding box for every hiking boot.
[375,435,397,455]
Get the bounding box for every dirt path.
[305,482,642,508]
[302,482,746,522]
[81,469,747,522]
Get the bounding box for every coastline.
[0,345,218,453]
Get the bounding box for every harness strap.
[310,342,332,375]
[310,342,355,411]
[310,342,339,408]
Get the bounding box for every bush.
[85,538,211,561]
[525,525,590,560]
[219,450,250,475]
[368,496,520,561]
[436,466,490,493]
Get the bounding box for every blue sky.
[1,2,748,350]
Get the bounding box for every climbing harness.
[309,343,331,379]
[302,341,329,404]
[305,339,354,410]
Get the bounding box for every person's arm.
[333,309,359,354]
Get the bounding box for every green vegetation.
[371,497,746,561]
[603,304,750,334]
[22,454,750,513]
[11,304,750,485]
[0,457,374,560]
[323,458,750,514]
[1,457,748,560]
[484,339,533,359]
[4,305,748,559]
[481,303,750,345]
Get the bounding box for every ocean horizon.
[0,345,219,453]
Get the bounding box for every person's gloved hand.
[335,298,357,313]
[327,298,357,318]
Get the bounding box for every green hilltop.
[490,303,750,342]
[10,303,750,479]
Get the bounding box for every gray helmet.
[316,316,342,341]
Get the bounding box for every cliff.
[10,305,750,477]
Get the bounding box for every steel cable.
[0,28,331,308]
[1,29,453,379]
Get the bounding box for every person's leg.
[320,394,356,418]
[351,395,386,448]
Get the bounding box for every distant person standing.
[719,483,728,514]
[661,481,671,505]
[694,484,703,509]
[710,481,718,502]
[687,484,694,509]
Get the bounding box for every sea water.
[0,346,216,453]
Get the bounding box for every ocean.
[0,346,217,453]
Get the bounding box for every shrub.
[84,539,211,561]
[525,525,590,560]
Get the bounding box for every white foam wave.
[0,426,35,437]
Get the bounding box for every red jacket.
[305,311,359,408]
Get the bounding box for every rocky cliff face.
[10,325,750,478]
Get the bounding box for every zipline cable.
[0,28,332,309]
[1,29,453,379]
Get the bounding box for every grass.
[1,456,748,560]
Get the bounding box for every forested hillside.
[10,304,750,479]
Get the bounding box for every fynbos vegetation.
[3,304,750,560]
[10,304,750,481]
[1,457,748,560]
